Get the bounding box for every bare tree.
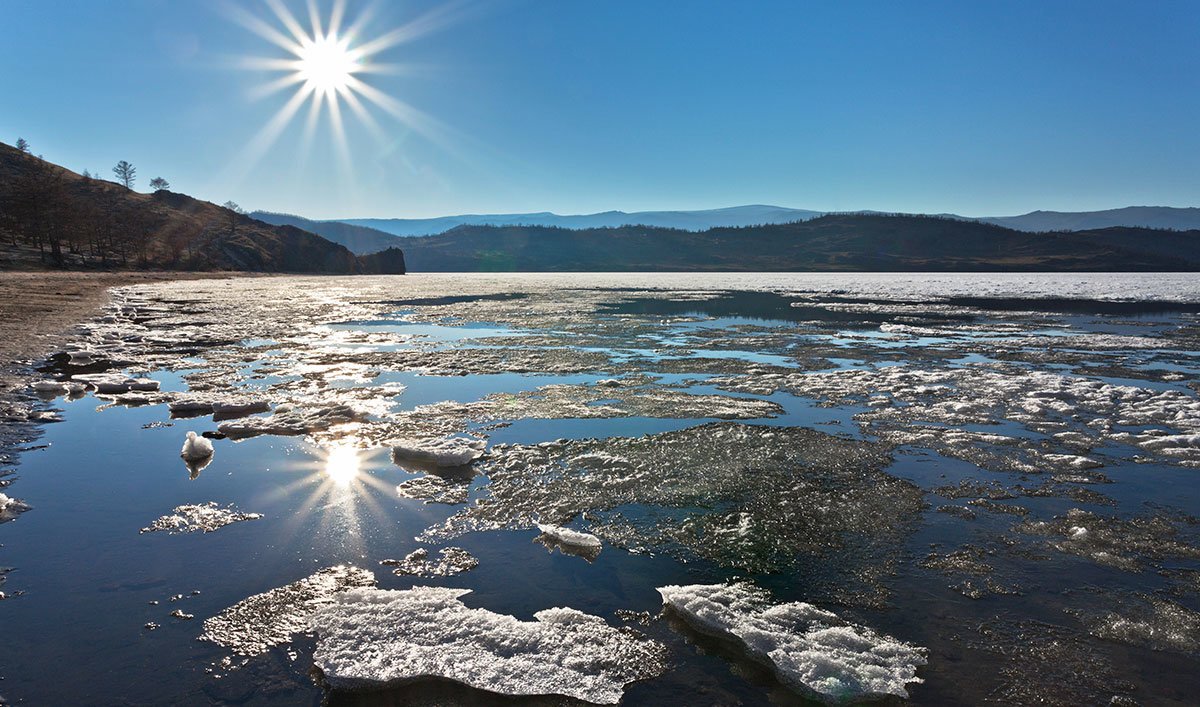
[82,169,92,179]
[222,201,243,235]
[15,137,29,153]
[149,176,170,191]
[112,160,136,189]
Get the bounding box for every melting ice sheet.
[658,582,926,702]
[310,586,667,704]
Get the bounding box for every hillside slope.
[0,142,404,273]
[251,211,402,255]
[397,214,1199,272]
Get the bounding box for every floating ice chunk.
[216,404,364,439]
[1088,594,1200,653]
[74,374,158,394]
[1069,526,1090,540]
[535,523,602,561]
[31,380,69,395]
[658,582,926,702]
[140,502,261,534]
[201,565,376,657]
[1045,454,1103,470]
[380,547,478,577]
[211,400,270,416]
[180,431,214,461]
[168,399,214,415]
[310,586,666,703]
[0,493,31,523]
[66,349,96,366]
[392,437,485,468]
[396,472,472,505]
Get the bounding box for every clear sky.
[2,1,1197,219]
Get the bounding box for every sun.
[323,443,361,487]
[296,34,360,94]
[226,0,464,177]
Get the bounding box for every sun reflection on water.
[324,444,361,488]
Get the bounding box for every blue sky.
[2,1,1197,219]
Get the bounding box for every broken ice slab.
[391,437,485,468]
[380,547,478,577]
[658,582,926,702]
[201,565,376,658]
[310,586,666,704]
[140,502,261,534]
[535,523,602,562]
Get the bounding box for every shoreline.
[0,270,249,470]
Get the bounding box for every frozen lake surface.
[3,272,1200,705]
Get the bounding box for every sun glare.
[227,0,465,178]
[296,34,359,93]
[324,444,361,487]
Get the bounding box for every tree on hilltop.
[149,176,170,191]
[15,137,30,153]
[113,160,136,189]
[222,201,244,235]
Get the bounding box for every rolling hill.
[395,214,1199,272]
[338,204,824,237]
[250,211,402,255]
[0,142,404,273]
[332,204,1200,237]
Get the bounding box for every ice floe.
[535,522,602,561]
[0,492,30,523]
[309,586,666,703]
[201,565,376,657]
[380,547,478,577]
[423,422,917,603]
[1019,507,1200,572]
[216,403,364,439]
[140,502,261,534]
[391,437,486,468]
[1083,593,1200,653]
[395,471,473,505]
[180,431,213,461]
[658,582,926,701]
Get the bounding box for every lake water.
[2,273,1200,705]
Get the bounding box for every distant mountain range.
[254,205,1200,251]
[977,206,1200,232]
[397,215,1200,272]
[333,205,825,238]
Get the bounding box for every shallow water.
[2,273,1200,705]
